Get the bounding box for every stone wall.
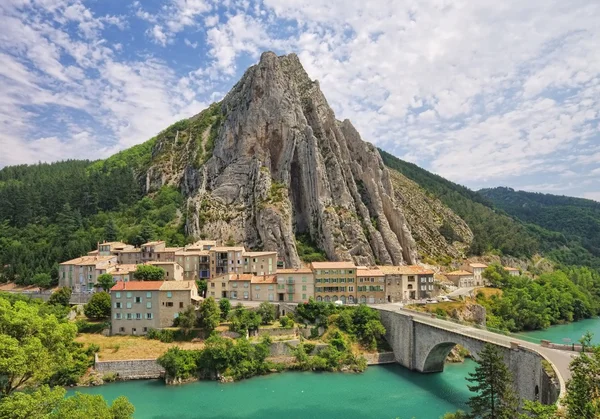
[94,355,164,380]
[258,327,298,337]
[364,352,396,365]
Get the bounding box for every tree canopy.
[133,265,165,281]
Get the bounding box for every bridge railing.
[399,305,544,345]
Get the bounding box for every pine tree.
[564,332,600,418]
[104,219,118,242]
[466,343,519,419]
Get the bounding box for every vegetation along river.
[70,319,599,418]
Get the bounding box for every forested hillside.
[0,159,186,285]
[379,150,600,268]
[480,187,600,259]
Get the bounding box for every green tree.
[48,287,72,306]
[518,400,557,419]
[219,298,231,320]
[197,297,220,334]
[175,305,197,334]
[104,219,118,242]
[31,273,52,288]
[96,273,116,292]
[51,392,134,419]
[257,301,275,325]
[83,292,111,319]
[133,265,165,281]
[564,332,600,418]
[466,343,519,419]
[441,411,468,419]
[196,279,207,298]
[0,298,84,396]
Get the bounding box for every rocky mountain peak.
[146,52,422,267]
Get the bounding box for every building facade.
[275,268,314,303]
[356,267,385,304]
[380,265,435,302]
[110,280,199,335]
[147,261,184,281]
[462,262,488,286]
[445,270,475,288]
[59,255,117,292]
[311,262,357,304]
[251,275,278,302]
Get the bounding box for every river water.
[69,318,600,419]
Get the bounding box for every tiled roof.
[60,255,116,266]
[111,281,163,291]
[251,275,277,284]
[243,251,277,257]
[378,265,434,275]
[142,241,165,246]
[468,263,488,268]
[445,270,474,276]
[310,261,355,269]
[277,268,313,274]
[210,246,246,252]
[161,247,183,252]
[108,264,138,274]
[504,267,519,271]
[357,268,385,277]
[160,281,197,291]
[175,250,209,256]
[228,274,253,281]
[147,261,178,265]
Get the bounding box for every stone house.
[445,270,476,288]
[504,267,520,276]
[110,280,200,335]
[251,274,278,302]
[356,267,386,304]
[462,262,488,286]
[59,255,117,292]
[311,261,357,304]
[275,268,314,303]
[379,265,435,302]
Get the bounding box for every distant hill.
[480,187,600,261]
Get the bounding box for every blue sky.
[1,0,599,201]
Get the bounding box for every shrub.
[133,265,165,281]
[76,319,110,334]
[257,302,276,325]
[85,344,100,357]
[279,315,294,328]
[84,292,111,319]
[146,328,175,343]
[102,372,118,383]
[48,287,72,306]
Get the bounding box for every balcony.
[286,279,295,284]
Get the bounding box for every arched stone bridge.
[373,306,573,405]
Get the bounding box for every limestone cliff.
[136,52,468,267]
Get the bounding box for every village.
[57,239,521,336]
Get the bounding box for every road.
[373,304,576,395]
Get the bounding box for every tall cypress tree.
[466,343,519,419]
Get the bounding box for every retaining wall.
[94,354,164,379]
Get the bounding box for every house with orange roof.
[275,267,314,303]
[110,280,199,335]
[445,270,476,288]
[356,267,386,304]
[504,267,520,276]
[461,262,488,286]
[311,261,357,304]
[59,255,117,293]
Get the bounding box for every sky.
[1,1,599,201]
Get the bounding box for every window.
[115,302,122,309]
[147,291,153,298]
[349,286,354,292]
[143,327,148,333]
[243,283,249,288]
[255,293,260,299]
[302,294,306,300]
[174,313,179,319]
[302,285,306,291]
[135,296,142,303]
[232,283,238,288]
[428,285,433,290]
[146,302,152,309]
[302,276,307,282]
[126,292,132,298]
[166,302,174,307]
[126,313,132,320]
[126,302,132,309]
[119,327,125,333]
[243,291,249,299]
[255,285,260,290]
[421,285,426,291]
[136,313,141,320]
[179,302,184,308]
[268,285,274,290]
[114,313,121,319]
[132,328,137,334]
[288,294,293,302]
[115,292,121,298]
[268,293,274,301]
[167,291,172,298]
[146,313,153,320]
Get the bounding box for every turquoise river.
[69,318,599,419]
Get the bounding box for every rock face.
[141,52,463,267]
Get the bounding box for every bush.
[279,315,294,328]
[147,328,175,343]
[257,302,276,325]
[76,319,110,334]
[303,343,316,354]
[102,372,118,382]
[85,344,100,357]
[84,292,111,319]
[48,287,72,306]
[133,265,165,281]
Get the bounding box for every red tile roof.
[110,281,163,291]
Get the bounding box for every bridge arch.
[423,342,468,373]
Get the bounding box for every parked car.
[425,298,438,304]
[439,296,451,302]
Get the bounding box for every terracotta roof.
[251,275,277,284]
[142,241,165,246]
[310,261,355,269]
[210,246,245,252]
[468,263,488,268]
[111,281,163,291]
[357,268,385,277]
[147,261,178,266]
[99,241,129,247]
[60,255,116,266]
[118,249,141,253]
[157,247,183,252]
[175,250,209,256]
[108,264,138,274]
[228,274,253,282]
[378,265,434,275]
[277,268,313,274]
[87,250,99,255]
[504,267,519,271]
[243,251,277,257]
[445,270,474,276]
[160,281,197,291]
